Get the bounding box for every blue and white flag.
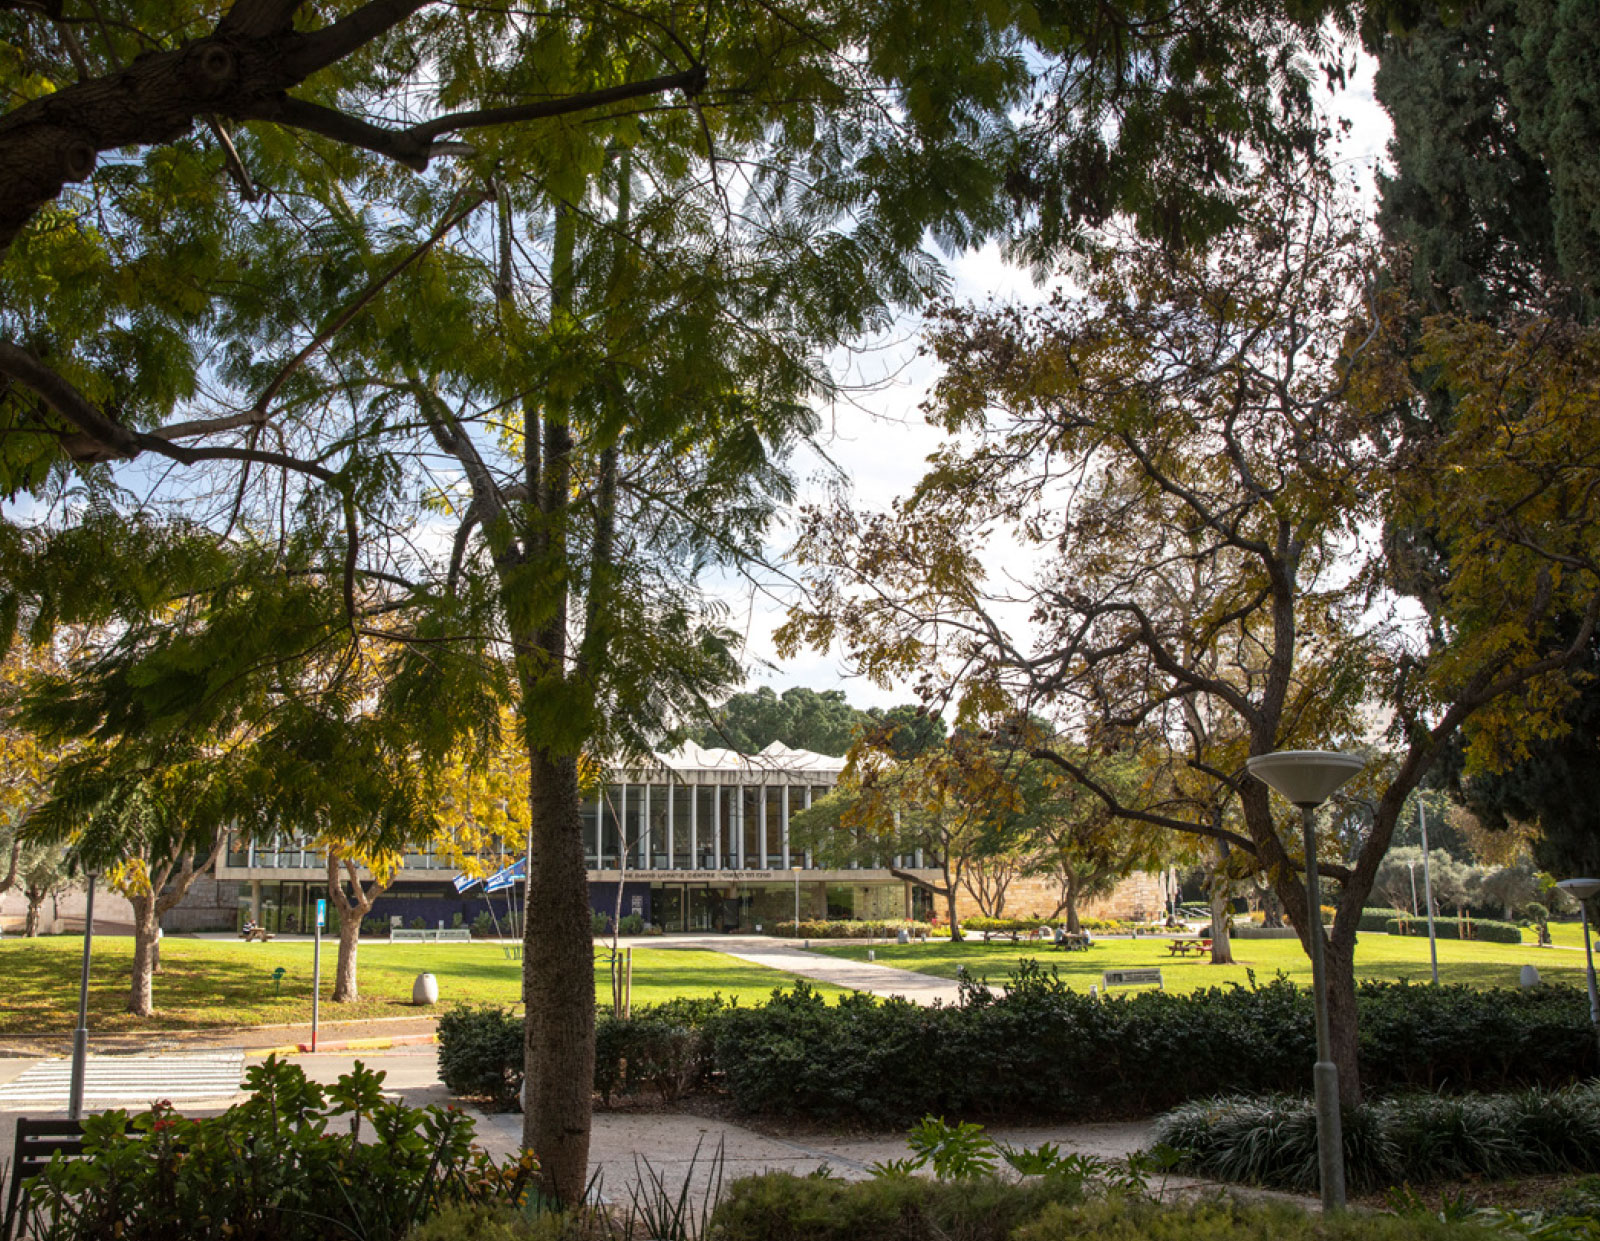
[483,858,526,894]
[452,871,483,894]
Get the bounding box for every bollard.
[867,949,874,961]
[1520,964,1542,990]
[413,972,439,1006]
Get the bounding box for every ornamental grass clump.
[1155,1083,1600,1193]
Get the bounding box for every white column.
[641,783,651,869]
[620,784,628,870]
[713,787,721,870]
[781,785,791,869]
[690,786,699,870]
[666,783,675,871]
[759,786,768,870]
[805,785,814,868]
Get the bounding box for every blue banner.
[452,871,483,893]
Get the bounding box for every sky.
[730,55,1397,712]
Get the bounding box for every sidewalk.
[700,937,964,1006]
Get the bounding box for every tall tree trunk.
[1323,937,1361,1107]
[521,744,594,1207]
[1062,869,1081,935]
[128,896,159,1016]
[326,852,389,1003]
[334,916,362,1002]
[24,886,43,936]
[1209,853,1235,965]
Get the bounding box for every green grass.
[811,931,1590,993]
[0,938,849,1035]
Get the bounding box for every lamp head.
[1246,750,1365,808]
[1557,878,1600,903]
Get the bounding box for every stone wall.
[952,870,1167,923]
[160,874,242,932]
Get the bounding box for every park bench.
[3,1118,85,1241]
[1165,937,1211,957]
[239,926,274,942]
[389,928,473,943]
[1101,967,1164,992]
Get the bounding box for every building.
[214,741,943,935]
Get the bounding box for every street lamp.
[67,868,99,1121]
[1556,877,1600,1058]
[792,865,803,932]
[1246,749,1364,1214]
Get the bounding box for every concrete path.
[695,936,965,1006]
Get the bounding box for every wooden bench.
[1165,937,1211,957]
[389,928,473,943]
[240,927,275,942]
[1101,967,1164,992]
[1054,933,1092,951]
[3,1118,85,1241]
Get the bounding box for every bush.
[617,913,645,936]
[703,970,1599,1126]
[1013,1196,1511,1241]
[774,919,933,939]
[20,1058,533,1241]
[1155,1083,1600,1193]
[591,911,611,936]
[711,1170,1089,1241]
[409,915,428,931]
[1360,906,1408,932]
[437,1004,525,1109]
[1386,916,1524,944]
[472,911,496,938]
[594,1014,713,1105]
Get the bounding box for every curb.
[246,1033,438,1057]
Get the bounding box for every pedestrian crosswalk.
[0,1052,245,1107]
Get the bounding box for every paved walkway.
[700,937,964,1006]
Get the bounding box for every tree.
[691,687,867,756]
[0,0,1405,1202]
[17,837,74,936]
[782,167,1600,1102]
[1371,0,1600,871]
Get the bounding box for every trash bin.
[897,928,909,944]
[413,972,439,1006]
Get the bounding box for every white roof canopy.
[623,740,846,782]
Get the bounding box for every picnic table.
[1054,932,1092,952]
[1165,936,1211,957]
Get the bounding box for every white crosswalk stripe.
[0,1053,245,1107]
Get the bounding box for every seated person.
[241,918,258,938]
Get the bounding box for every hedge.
[1360,906,1407,932]
[437,970,1599,1126]
[1386,916,1524,944]
[774,919,933,939]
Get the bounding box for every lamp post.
[1556,877,1600,1059]
[1246,749,1364,1214]
[67,869,99,1121]
[792,865,803,931]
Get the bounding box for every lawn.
[0,938,847,1035]
[812,931,1591,993]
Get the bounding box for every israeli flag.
[452,871,483,894]
[483,858,526,894]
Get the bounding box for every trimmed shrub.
[594,1014,713,1105]
[472,911,496,938]
[1013,1196,1511,1241]
[437,1004,525,1109]
[1156,1083,1600,1193]
[711,1170,1089,1241]
[1386,916,1524,944]
[774,919,933,939]
[591,911,612,936]
[1360,906,1408,932]
[617,913,645,936]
